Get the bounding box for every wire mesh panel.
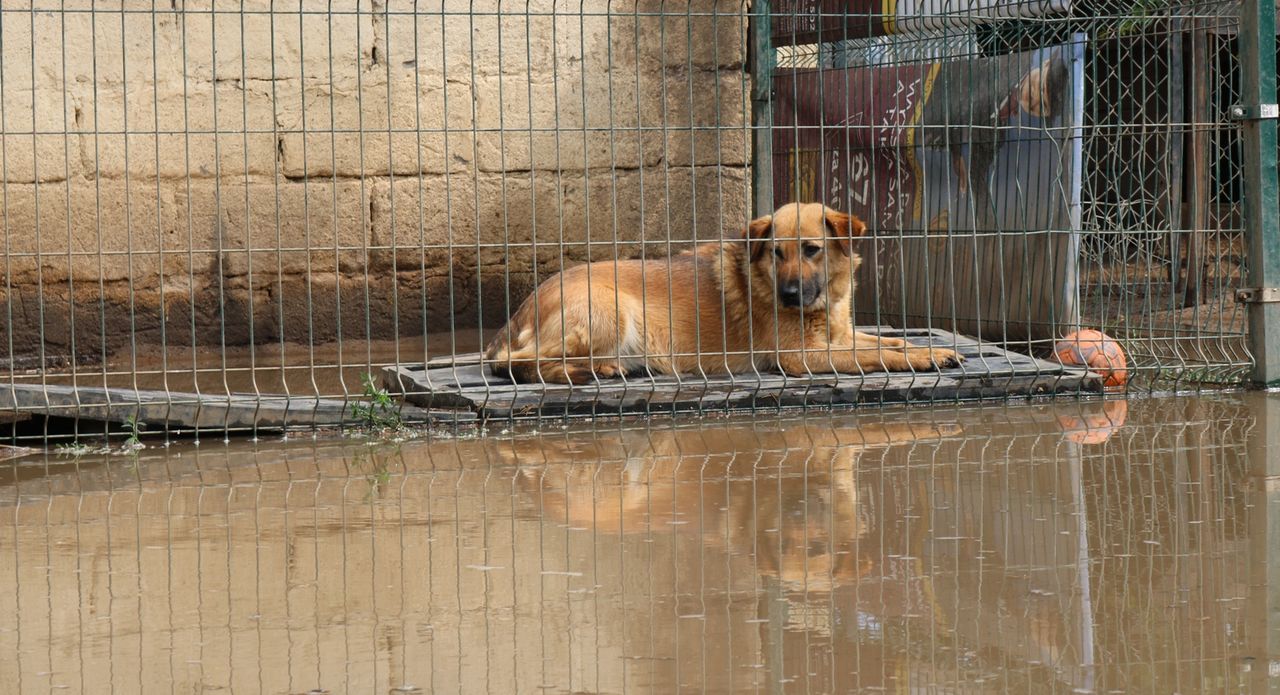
[765,0,1254,387]
[1077,8,1253,387]
[0,0,1260,439]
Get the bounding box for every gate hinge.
[1229,103,1280,121]
[1235,287,1280,304]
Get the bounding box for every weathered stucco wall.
[0,1,750,358]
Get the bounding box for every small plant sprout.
[350,373,404,432]
[123,413,146,451]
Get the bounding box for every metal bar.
[748,0,773,218]
[1246,394,1280,692]
[1240,0,1280,386]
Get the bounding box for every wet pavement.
[2,391,1278,693]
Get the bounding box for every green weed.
[123,414,146,450]
[350,373,404,431]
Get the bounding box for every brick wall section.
[0,1,750,358]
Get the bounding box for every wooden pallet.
[382,327,1102,420]
[0,384,476,431]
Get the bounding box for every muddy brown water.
[3,392,1278,693]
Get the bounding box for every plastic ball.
[1053,329,1128,388]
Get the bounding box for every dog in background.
[920,52,1070,226]
[485,202,963,384]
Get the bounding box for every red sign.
[771,0,890,44]
[769,41,1085,340]
[771,63,940,232]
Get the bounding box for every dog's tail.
[487,301,620,385]
[486,266,634,384]
[484,300,589,384]
[484,322,541,383]
[487,326,609,384]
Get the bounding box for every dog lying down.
[485,202,964,384]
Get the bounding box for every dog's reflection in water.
[503,420,960,593]
[501,418,1102,688]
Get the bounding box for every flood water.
[3,392,1279,693]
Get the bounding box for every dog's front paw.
[934,348,964,369]
[906,347,963,371]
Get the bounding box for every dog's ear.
[1019,67,1047,118]
[1019,57,1059,118]
[745,214,773,261]
[824,208,867,256]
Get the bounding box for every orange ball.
[1053,329,1128,388]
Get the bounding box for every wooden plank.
[0,385,474,431]
[0,444,37,462]
[384,328,1102,420]
[0,410,32,425]
[1177,21,1209,307]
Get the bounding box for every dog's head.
[1017,55,1069,121]
[743,202,867,311]
[750,478,876,593]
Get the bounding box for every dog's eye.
[774,246,785,260]
[802,244,822,258]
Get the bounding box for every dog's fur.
[485,202,963,384]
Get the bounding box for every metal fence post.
[749,0,774,217]
[1239,0,1280,386]
[1246,393,1280,689]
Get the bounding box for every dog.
[485,202,963,384]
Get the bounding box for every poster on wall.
[771,37,1086,341]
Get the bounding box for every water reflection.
[0,394,1267,693]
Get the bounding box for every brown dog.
[485,202,963,384]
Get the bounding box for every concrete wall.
[0,1,751,358]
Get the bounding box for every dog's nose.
[778,284,803,306]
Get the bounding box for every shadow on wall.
[0,167,749,359]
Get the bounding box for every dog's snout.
[778,278,822,308]
[778,282,804,307]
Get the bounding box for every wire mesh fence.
[0,394,1266,692]
[765,1,1254,380]
[0,1,1267,439]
